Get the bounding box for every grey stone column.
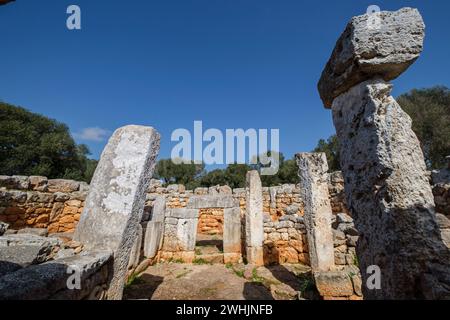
[245,170,264,266]
[143,195,166,259]
[332,81,450,299]
[223,207,242,264]
[318,8,450,299]
[296,153,335,272]
[73,125,160,300]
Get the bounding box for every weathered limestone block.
[162,208,199,253]
[17,228,48,237]
[176,218,198,251]
[296,153,335,272]
[143,221,164,258]
[0,175,29,190]
[47,179,80,193]
[187,195,237,209]
[314,270,354,297]
[166,208,198,219]
[0,250,112,300]
[436,213,450,230]
[0,234,61,277]
[29,176,48,192]
[150,195,166,222]
[318,8,425,107]
[0,245,52,269]
[143,196,166,259]
[73,125,160,300]
[331,80,450,299]
[127,224,143,270]
[269,186,278,209]
[0,233,60,247]
[223,207,242,264]
[245,171,264,266]
[441,230,450,248]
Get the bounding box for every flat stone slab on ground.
[0,245,52,269]
[0,234,60,248]
[17,228,48,237]
[0,249,112,300]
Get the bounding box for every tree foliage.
[154,152,298,188]
[397,86,450,169]
[0,102,97,182]
[312,86,450,171]
[312,135,341,171]
[250,151,298,186]
[154,158,205,189]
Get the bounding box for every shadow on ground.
[123,274,164,300]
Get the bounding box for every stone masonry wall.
[197,208,224,235]
[2,170,449,266]
[0,176,87,234]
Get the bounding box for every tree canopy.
[312,86,450,171]
[154,158,205,189]
[2,85,446,186]
[0,102,97,182]
[397,86,450,169]
[155,152,298,188]
[312,135,340,172]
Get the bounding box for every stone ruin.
[0,125,161,300]
[318,7,450,299]
[73,125,160,299]
[0,162,365,299]
[1,7,450,301]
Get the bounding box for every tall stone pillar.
[296,153,335,272]
[74,125,160,300]
[143,196,166,259]
[223,207,242,264]
[245,170,264,266]
[318,8,450,299]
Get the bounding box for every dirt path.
[123,263,315,300]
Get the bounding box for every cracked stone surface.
[74,125,160,300]
[332,80,450,299]
[318,7,425,108]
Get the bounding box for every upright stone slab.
[161,207,198,263]
[127,224,143,270]
[223,207,242,264]
[143,196,166,259]
[245,171,264,266]
[73,125,160,300]
[296,153,335,272]
[319,8,450,299]
[331,80,450,299]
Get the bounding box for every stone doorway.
[186,195,242,264]
[195,208,225,263]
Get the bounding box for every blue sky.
[1,0,449,168]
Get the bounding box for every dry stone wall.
[197,208,224,235]
[2,168,449,269]
[0,176,87,234]
[0,230,112,300]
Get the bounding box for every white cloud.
[74,127,111,142]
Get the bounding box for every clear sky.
[1,0,449,167]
